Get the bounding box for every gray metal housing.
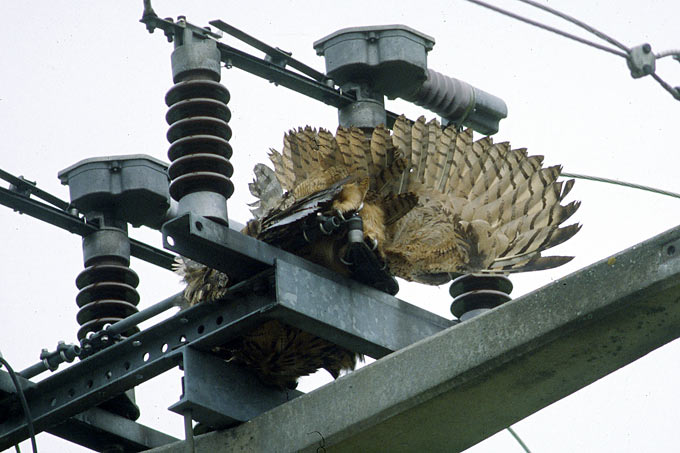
[314,24,507,134]
[58,154,171,229]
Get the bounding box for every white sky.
[1,1,679,451]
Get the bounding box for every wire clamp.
[39,341,81,372]
[627,43,656,79]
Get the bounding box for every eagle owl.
[176,115,580,389]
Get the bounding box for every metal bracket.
[164,213,452,356]
[46,406,178,452]
[169,347,302,429]
[209,20,328,83]
[140,5,222,43]
[143,10,506,133]
[0,249,451,448]
[0,370,177,451]
[627,43,656,78]
[0,182,176,270]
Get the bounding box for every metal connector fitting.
[627,43,656,79]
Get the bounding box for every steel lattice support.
[0,229,452,450]
[147,224,680,453]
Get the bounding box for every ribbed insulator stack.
[75,229,140,342]
[165,80,234,209]
[58,155,172,347]
[165,27,233,223]
[449,274,513,321]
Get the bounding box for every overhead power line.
[562,172,680,200]
[507,426,532,453]
[464,0,680,101]
[515,0,630,53]
[464,0,626,57]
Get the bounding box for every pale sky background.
[1,1,679,451]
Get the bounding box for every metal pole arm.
[0,256,450,449]
[0,185,176,270]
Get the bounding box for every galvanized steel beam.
[46,407,178,452]
[0,371,177,451]
[168,348,303,429]
[0,237,451,449]
[273,259,453,358]
[146,224,680,453]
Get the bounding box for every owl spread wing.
[177,115,580,389]
[250,115,580,284]
[384,116,580,284]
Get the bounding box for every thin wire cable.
[0,169,70,211]
[515,0,630,52]
[465,0,680,101]
[561,172,680,200]
[464,0,627,58]
[0,357,38,453]
[656,49,680,59]
[507,427,532,453]
[650,72,680,100]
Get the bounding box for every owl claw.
[367,237,378,251]
[334,209,346,221]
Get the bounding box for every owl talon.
[334,209,346,221]
[340,254,353,265]
[367,237,378,251]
